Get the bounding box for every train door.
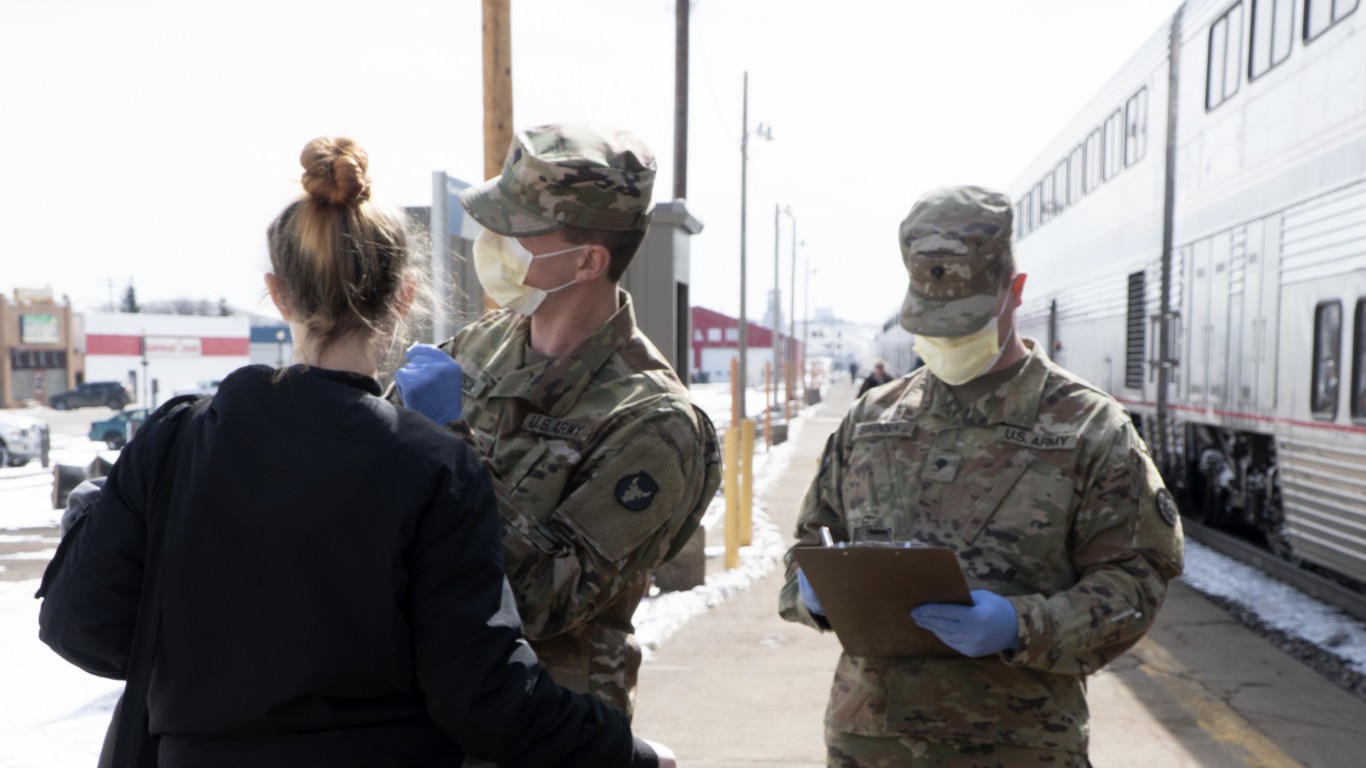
[1184,240,1211,404]
[1242,217,1281,411]
[1207,231,1233,406]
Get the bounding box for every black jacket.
[38,365,653,767]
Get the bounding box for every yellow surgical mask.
[913,305,1010,386]
[473,229,583,315]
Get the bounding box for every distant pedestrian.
[391,123,721,736]
[857,360,893,396]
[849,361,860,383]
[37,137,671,768]
[779,185,1183,767]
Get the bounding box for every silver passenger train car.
[875,0,1366,584]
[995,0,1366,586]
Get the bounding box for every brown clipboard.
[793,546,973,658]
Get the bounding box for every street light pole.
[787,215,798,404]
[804,257,813,392]
[275,328,287,367]
[772,203,782,408]
[739,72,749,420]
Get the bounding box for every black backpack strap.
[104,395,210,768]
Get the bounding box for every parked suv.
[0,411,46,467]
[48,381,134,410]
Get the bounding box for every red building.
[690,307,800,385]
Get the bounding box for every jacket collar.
[917,338,1050,429]
[485,289,637,417]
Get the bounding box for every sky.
[0,0,1184,327]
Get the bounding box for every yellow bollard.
[730,357,739,429]
[740,418,755,546]
[724,426,740,570]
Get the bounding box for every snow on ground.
[1180,540,1366,676]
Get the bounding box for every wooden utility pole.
[482,0,513,180]
[674,0,689,200]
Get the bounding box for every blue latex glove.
[911,589,1019,657]
[796,568,825,617]
[394,343,462,425]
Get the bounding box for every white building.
[83,312,250,407]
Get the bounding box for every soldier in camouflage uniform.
[778,186,1183,767]
[395,123,721,728]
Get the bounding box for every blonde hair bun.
[300,137,372,206]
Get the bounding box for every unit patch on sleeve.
[615,472,660,511]
[1156,488,1180,527]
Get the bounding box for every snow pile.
[1180,540,1366,676]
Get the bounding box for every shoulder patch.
[998,426,1079,451]
[1156,489,1180,527]
[853,421,917,440]
[522,413,588,441]
[615,471,660,511]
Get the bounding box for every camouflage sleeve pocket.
[554,434,689,565]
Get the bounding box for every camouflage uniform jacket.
[437,290,720,718]
[778,339,1183,754]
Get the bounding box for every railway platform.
[633,381,1366,768]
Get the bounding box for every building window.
[707,327,722,342]
[1015,197,1028,239]
[1084,129,1102,192]
[1312,300,1342,418]
[1124,88,1149,167]
[1207,3,1245,110]
[1031,183,1043,231]
[1068,144,1086,205]
[1305,0,1359,41]
[724,327,739,343]
[1250,0,1294,79]
[1103,109,1124,181]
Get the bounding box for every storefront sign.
[144,336,202,357]
[19,314,60,344]
[13,287,54,305]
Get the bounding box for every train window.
[1305,0,1359,42]
[1084,129,1102,192]
[1103,110,1123,180]
[1053,159,1069,215]
[1250,0,1294,79]
[1353,300,1366,420]
[1207,3,1245,110]
[1311,300,1342,418]
[1068,144,1085,204]
[1031,183,1043,231]
[1125,88,1149,166]
[1041,173,1054,225]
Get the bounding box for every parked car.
[48,381,134,410]
[173,379,222,398]
[0,411,47,467]
[88,408,150,449]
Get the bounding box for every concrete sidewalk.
[633,382,855,767]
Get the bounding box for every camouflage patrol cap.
[898,185,1015,337]
[460,122,656,237]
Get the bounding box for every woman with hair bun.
[37,137,671,768]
